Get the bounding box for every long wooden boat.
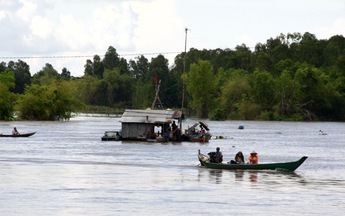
[0,132,36,138]
[198,150,307,172]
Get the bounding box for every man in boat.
[12,127,19,135]
[248,151,259,164]
[230,151,245,164]
[215,147,223,163]
[208,147,223,163]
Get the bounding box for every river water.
[1,116,344,215]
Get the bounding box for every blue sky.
[1,0,344,77]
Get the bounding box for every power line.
[0,51,182,60]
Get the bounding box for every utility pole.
[181,28,189,111]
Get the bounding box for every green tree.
[18,84,50,120]
[61,67,71,80]
[129,55,149,79]
[103,68,134,108]
[250,70,276,113]
[220,74,250,119]
[103,46,120,70]
[253,52,274,73]
[323,35,345,67]
[18,81,82,120]
[74,75,99,105]
[84,59,93,76]
[187,60,215,118]
[274,70,301,118]
[83,55,104,78]
[32,63,60,85]
[129,55,151,108]
[93,55,104,79]
[298,32,325,67]
[232,44,252,71]
[0,70,16,120]
[7,60,31,94]
[88,80,109,106]
[293,64,329,120]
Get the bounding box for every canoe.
[0,132,36,138]
[198,150,308,172]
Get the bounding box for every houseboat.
[120,109,183,142]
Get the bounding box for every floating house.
[120,109,183,141]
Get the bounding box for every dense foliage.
[1,32,345,121]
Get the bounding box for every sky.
[1,0,345,77]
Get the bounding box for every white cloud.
[131,0,184,53]
[16,0,37,21]
[89,2,138,51]
[0,11,6,21]
[30,15,53,38]
[57,14,88,50]
[315,18,345,39]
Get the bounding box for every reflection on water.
[249,172,258,183]
[234,171,244,181]
[208,170,223,184]
[201,168,313,189]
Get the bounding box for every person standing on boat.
[230,151,245,164]
[215,147,223,163]
[12,127,19,135]
[248,151,258,164]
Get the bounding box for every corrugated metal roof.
[121,109,182,123]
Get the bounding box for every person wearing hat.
[248,151,258,164]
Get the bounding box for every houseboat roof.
[121,109,182,124]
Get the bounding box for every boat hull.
[198,152,307,172]
[101,131,122,141]
[0,132,36,137]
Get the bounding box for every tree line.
[1,32,345,121]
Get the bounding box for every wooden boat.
[198,150,308,172]
[0,132,36,138]
[182,121,212,142]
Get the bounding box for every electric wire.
[0,51,182,60]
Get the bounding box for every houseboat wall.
[121,123,154,140]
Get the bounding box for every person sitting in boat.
[230,151,245,164]
[215,147,223,163]
[12,127,19,135]
[209,147,223,163]
[248,151,259,164]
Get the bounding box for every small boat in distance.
[198,150,308,172]
[0,132,36,138]
[101,130,122,141]
[319,130,327,135]
[182,121,212,142]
